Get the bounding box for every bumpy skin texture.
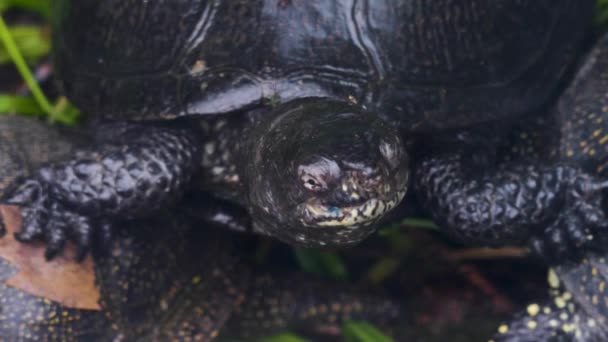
[0,213,401,341]
[2,121,202,259]
[0,116,400,340]
[492,258,608,342]
[3,0,594,257]
[0,116,78,239]
[484,34,608,341]
[416,154,608,258]
[416,33,608,260]
[224,272,399,339]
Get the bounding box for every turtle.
[478,32,608,341]
[0,115,400,341]
[0,0,600,259]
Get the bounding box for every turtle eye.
[301,174,326,191]
[298,157,340,192]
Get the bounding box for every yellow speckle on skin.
[543,307,552,314]
[600,281,606,292]
[589,319,597,327]
[527,304,540,317]
[562,323,575,333]
[498,325,509,334]
[592,267,598,276]
[594,129,602,137]
[549,319,559,327]
[527,320,537,329]
[599,135,608,145]
[566,149,574,157]
[192,276,202,284]
[548,269,560,289]
[555,297,566,309]
[560,312,569,321]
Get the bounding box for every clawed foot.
[529,175,608,261]
[0,176,112,261]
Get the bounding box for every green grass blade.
[0,13,58,120]
[343,321,394,342]
[0,0,51,17]
[0,25,50,64]
[293,248,349,280]
[256,333,310,342]
[0,13,78,124]
[0,94,42,115]
[365,257,401,285]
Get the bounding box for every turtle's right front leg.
[0,121,202,260]
[415,150,608,260]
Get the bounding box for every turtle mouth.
[299,190,406,228]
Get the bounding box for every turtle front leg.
[415,152,608,260]
[223,273,401,339]
[0,121,202,260]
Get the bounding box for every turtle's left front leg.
[0,121,203,260]
[415,151,608,259]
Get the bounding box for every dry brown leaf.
[0,205,101,310]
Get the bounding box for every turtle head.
[246,99,408,247]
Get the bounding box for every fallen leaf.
[0,205,100,310]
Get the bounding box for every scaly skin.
[491,258,608,342]
[0,116,400,341]
[2,120,203,260]
[415,33,608,260]
[0,209,401,341]
[487,33,608,341]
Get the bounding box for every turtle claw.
[66,212,94,261]
[1,177,43,205]
[529,175,608,262]
[1,176,102,261]
[14,206,48,242]
[44,224,67,260]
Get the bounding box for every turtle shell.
[53,0,594,132]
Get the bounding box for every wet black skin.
[482,33,608,341]
[0,212,401,341]
[0,0,599,258]
[0,116,400,341]
[416,32,608,260]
